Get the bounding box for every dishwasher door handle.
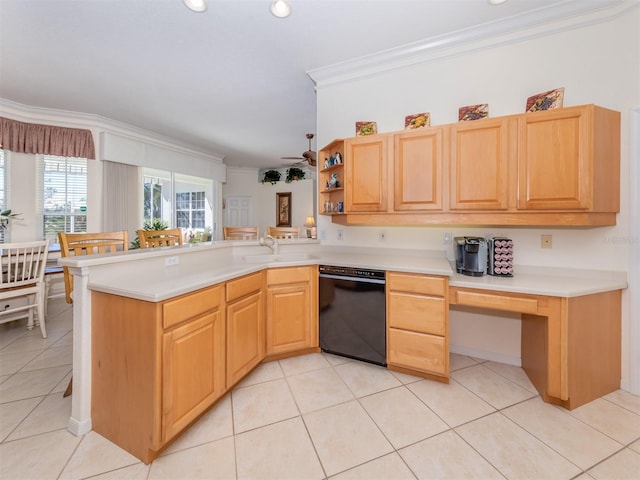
[319,273,386,285]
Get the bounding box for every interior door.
[224,195,253,226]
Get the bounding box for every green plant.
[130,219,169,249]
[0,209,22,230]
[262,170,281,184]
[285,167,305,183]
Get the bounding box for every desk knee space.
[449,286,622,410]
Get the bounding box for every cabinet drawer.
[453,289,538,314]
[388,292,446,335]
[163,285,223,330]
[226,272,263,303]
[267,266,311,286]
[388,328,447,376]
[388,272,446,296]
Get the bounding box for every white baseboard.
[67,417,92,436]
[450,344,521,367]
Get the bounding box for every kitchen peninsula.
[59,241,627,463]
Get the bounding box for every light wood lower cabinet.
[265,265,318,359]
[386,271,449,380]
[226,272,265,388]
[162,310,225,441]
[91,284,225,464]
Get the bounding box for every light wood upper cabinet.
[265,265,318,357]
[517,104,620,212]
[226,272,265,389]
[345,134,390,212]
[449,117,512,211]
[394,127,444,211]
[321,104,619,226]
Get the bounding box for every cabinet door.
[162,311,225,441]
[450,118,511,210]
[345,135,389,212]
[266,283,313,355]
[394,128,444,211]
[518,107,591,210]
[226,291,264,388]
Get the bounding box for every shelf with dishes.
[319,139,345,216]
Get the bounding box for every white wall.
[315,6,639,385]
[222,167,315,237]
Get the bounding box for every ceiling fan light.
[270,0,291,18]
[183,0,207,13]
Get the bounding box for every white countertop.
[77,242,627,302]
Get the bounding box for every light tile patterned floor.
[1,298,639,480]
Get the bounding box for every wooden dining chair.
[58,231,129,304]
[58,230,128,397]
[223,227,259,240]
[137,228,184,248]
[0,240,49,338]
[267,226,300,239]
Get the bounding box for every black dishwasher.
[318,265,386,366]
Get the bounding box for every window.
[0,150,6,243]
[37,155,87,241]
[176,191,205,229]
[141,168,214,240]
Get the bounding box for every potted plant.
[130,219,169,249]
[0,209,22,231]
[262,170,281,184]
[285,167,305,183]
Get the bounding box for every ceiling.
[0,0,594,169]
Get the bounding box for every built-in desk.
[449,286,622,409]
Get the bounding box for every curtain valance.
[0,116,95,159]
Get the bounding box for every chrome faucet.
[261,235,279,255]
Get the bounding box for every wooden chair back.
[138,228,184,248]
[223,227,259,240]
[0,240,50,337]
[267,226,299,239]
[58,231,128,304]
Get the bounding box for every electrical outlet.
[165,256,179,266]
[337,229,344,241]
[541,234,553,249]
[379,231,386,242]
[443,232,452,245]
[319,229,326,240]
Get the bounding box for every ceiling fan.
[281,133,317,167]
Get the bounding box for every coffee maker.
[454,237,488,276]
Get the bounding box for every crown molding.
[0,98,226,163]
[307,0,634,88]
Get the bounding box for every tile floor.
[1,298,639,480]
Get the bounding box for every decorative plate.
[356,121,377,136]
[526,87,565,112]
[404,113,430,130]
[458,104,488,121]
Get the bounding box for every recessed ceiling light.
[183,0,207,13]
[270,0,291,18]
[488,0,508,4]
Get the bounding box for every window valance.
[0,116,95,159]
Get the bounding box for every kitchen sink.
[242,253,317,263]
